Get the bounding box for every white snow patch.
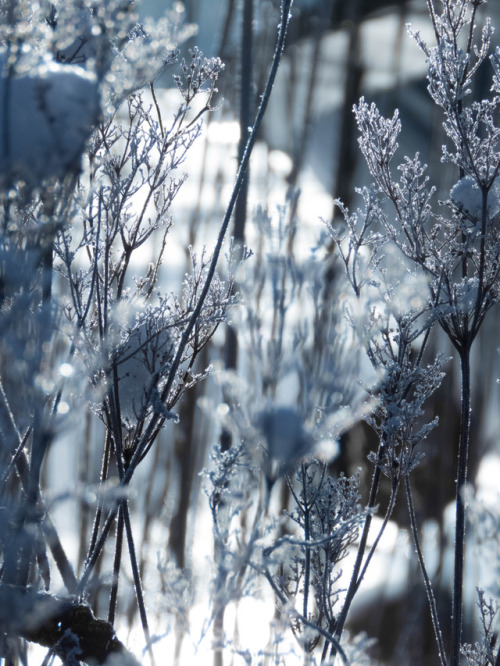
[450,175,500,223]
[0,54,99,189]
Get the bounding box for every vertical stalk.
[87,430,112,563]
[450,348,471,666]
[405,475,447,666]
[123,501,156,666]
[220,0,254,453]
[301,463,311,621]
[331,446,383,652]
[108,504,124,626]
[233,0,253,246]
[332,0,362,213]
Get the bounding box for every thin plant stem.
[301,463,311,621]
[233,0,253,245]
[0,427,30,491]
[78,503,118,595]
[405,475,447,666]
[123,500,156,666]
[450,347,472,666]
[13,449,78,593]
[354,483,398,594]
[331,446,383,649]
[108,503,124,626]
[87,430,112,563]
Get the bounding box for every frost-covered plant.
[234,204,361,445]
[327,0,500,664]
[327,207,447,661]
[198,189,378,664]
[0,0,294,662]
[461,590,499,666]
[263,461,363,661]
[191,183,361,662]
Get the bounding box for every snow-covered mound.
[0,54,99,190]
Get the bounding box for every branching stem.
[127,0,294,474]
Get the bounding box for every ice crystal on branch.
[173,47,224,112]
[351,55,500,349]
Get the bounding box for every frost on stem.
[327,187,387,297]
[173,47,224,113]
[365,332,446,480]
[352,67,500,346]
[461,591,499,665]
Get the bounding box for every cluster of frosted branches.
[0,0,299,662]
[263,462,363,660]
[0,1,234,663]
[325,1,500,664]
[4,0,500,664]
[56,82,232,459]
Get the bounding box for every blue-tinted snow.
[0,55,99,189]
